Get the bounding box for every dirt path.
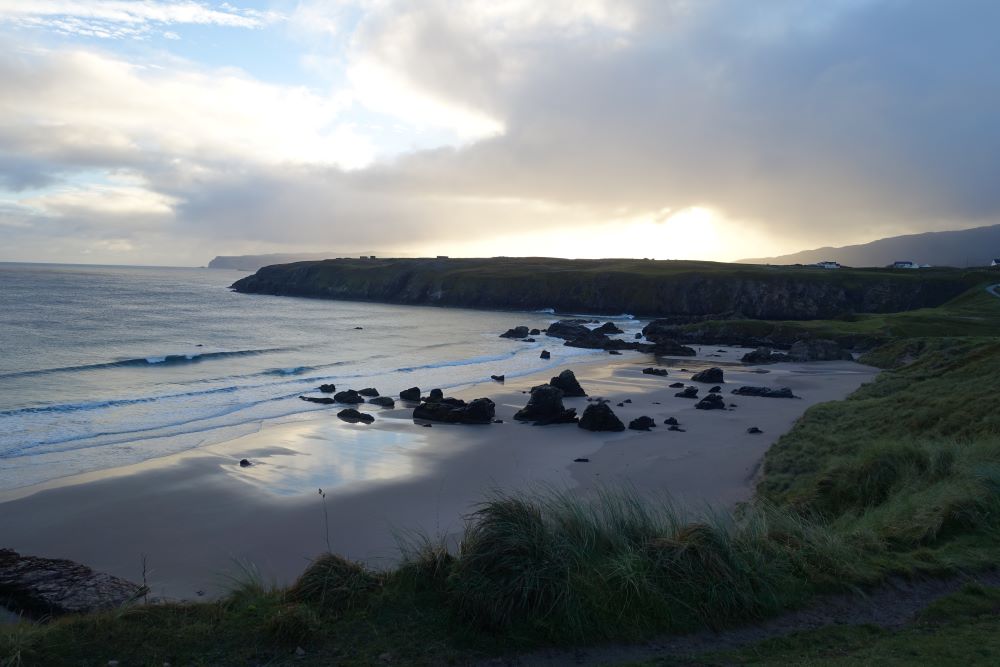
[485,569,1000,666]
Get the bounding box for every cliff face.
[230,257,988,319]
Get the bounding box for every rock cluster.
[413,397,496,424]
[513,385,578,425]
[642,367,669,376]
[578,403,625,432]
[549,369,587,397]
[731,386,797,399]
[691,367,724,383]
[628,416,657,431]
[338,409,374,424]
[334,389,365,404]
[399,387,421,401]
[695,394,726,410]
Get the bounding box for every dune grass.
[4,331,1000,664]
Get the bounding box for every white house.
[992,258,1000,267]
[815,261,841,269]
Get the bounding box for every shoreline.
[0,350,878,601]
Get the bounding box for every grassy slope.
[5,285,1000,666]
[678,282,1000,346]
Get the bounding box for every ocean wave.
[0,348,289,380]
[396,350,521,373]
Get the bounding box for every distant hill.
[208,252,383,271]
[741,224,1000,267]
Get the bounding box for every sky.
[1,0,998,266]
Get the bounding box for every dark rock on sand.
[578,403,625,432]
[732,386,797,399]
[691,367,724,383]
[239,458,252,467]
[624,398,632,404]
[550,369,587,397]
[334,390,365,404]
[490,374,505,382]
[427,388,444,402]
[574,457,590,463]
[399,387,421,401]
[413,397,496,424]
[529,328,541,335]
[635,332,643,339]
[709,386,721,393]
[300,395,335,404]
[747,427,763,434]
[318,383,336,393]
[358,388,379,397]
[741,347,791,364]
[514,384,578,425]
[669,382,685,388]
[668,424,686,432]
[617,402,624,407]
[369,396,395,408]
[642,367,669,376]
[664,417,679,426]
[695,394,726,410]
[789,339,855,362]
[652,340,697,356]
[675,386,699,399]
[545,320,592,340]
[0,549,143,617]
[338,408,374,424]
[540,350,551,359]
[523,338,536,342]
[628,416,657,431]
[593,321,624,335]
[608,350,622,355]
[500,326,530,339]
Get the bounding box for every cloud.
[0,1,279,39]
[2,0,1000,265]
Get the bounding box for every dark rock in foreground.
[358,388,379,397]
[318,383,336,393]
[691,367,724,383]
[709,385,721,393]
[514,385,578,425]
[695,394,726,410]
[642,367,669,376]
[550,369,587,397]
[675,386,699,399]
[741,347,791,364]
[651,339,697,356]
[747,426,763,434]
[545,320,592,340]
[669,382,685,388]
[664,417,679,426]
[338,408,374,424]
[369,396,395,408]
[732,386,798,399]
[593,321,624,335]
[540,350,551,359]
[628,416,657,431]
[500,326,530,339]
[0,549,143,617]
[413,397,496,424]
[300,395,335,404]
[578,403,625,432]
[399,387,421,401]
[334,390,365,404]
[427,388,444,402]
[490,374,505,383]
[239,458,252,467]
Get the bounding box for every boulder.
[731,386,797,399]
[628,416,657,431]
[642,367,669,376]
[788,339,854,362]
[540,350,551,359]
[578,403,625,432]
[550,369,587,397]
[563,330,611,349]
[500,326,530,339]
[635,333,643,339]
[239,458,252,467]
[369,396,395,408]
[0,549,143,617]
[669,382,685,388]
[608,350,622,355]
[667,424,686,432]
[545,320,592,340]
[674,386,699,399]
[741,347,791,364]
[691,367,724,383]
[652,340,697,356]
[300,395,335,404]
[399,387,421,401]
[593,321,624,335]
[747,427,763,434]
[708,386,721,393]
[513,384,578,425]
[427,388,444,402]
[338,408,374,424]
[529,328,541,335]
[334,390,365,404]
[413,397,496,424]
[490,374,505,383]
[318,383,336,393]
[663,417,680,426]
[695,394,726,410]
[358,388,379,397]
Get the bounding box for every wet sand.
[0,349,877,601]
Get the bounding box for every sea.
[0,263,643,493]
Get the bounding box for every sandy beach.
[0,349,878,601]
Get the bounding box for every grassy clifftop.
[230,257,993,319]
